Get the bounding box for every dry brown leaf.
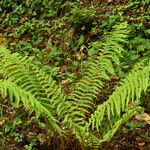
[136,136,142,142]
[107,0,113,2]
[138,142,145,146]
[0,120,5,126]
[61,80,68,85]
[135,113,150,124]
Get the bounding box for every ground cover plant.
[0,0,150,149]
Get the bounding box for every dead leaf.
[61,80,68,85]
[135,113,150,124]
[0,120,5,126]
[136,136,142,142]
[138,142,145,146]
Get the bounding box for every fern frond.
[0,47,68,135]
[29,66,72,119]
[0,79,63,134]
[65,23,129,126]
[78,106,143,147]
[0,47,70,118]
[98,106,143,145]
[0,47,39,98]
[87,63,150,131]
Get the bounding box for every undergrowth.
[0,0,150,149]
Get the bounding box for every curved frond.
[65,23,129,126]
[87,63,150,131]
[0,47,68,135]
[0,79,63,134]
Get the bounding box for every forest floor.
[1,97,150,150]
[0,0,150,149]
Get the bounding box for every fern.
[0,47,68,135]
[0,23,149,148]
[67,58,150,147]
[0,79,62,132]
[63,23,129,130]
[82,60,150,145]
[62,24,150,146]
[98,106,143,144]
[88,65,150,129]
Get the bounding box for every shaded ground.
[1,121,150,150]
[0,83,149,150]
[0,0,150,149]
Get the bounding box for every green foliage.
[0,47,68,135]
[68,5,96,26]
[0,0,66,65]
[87,65,149,129]
[0,0,150,148]
[64,23,129,126]
[0,22,150,148]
